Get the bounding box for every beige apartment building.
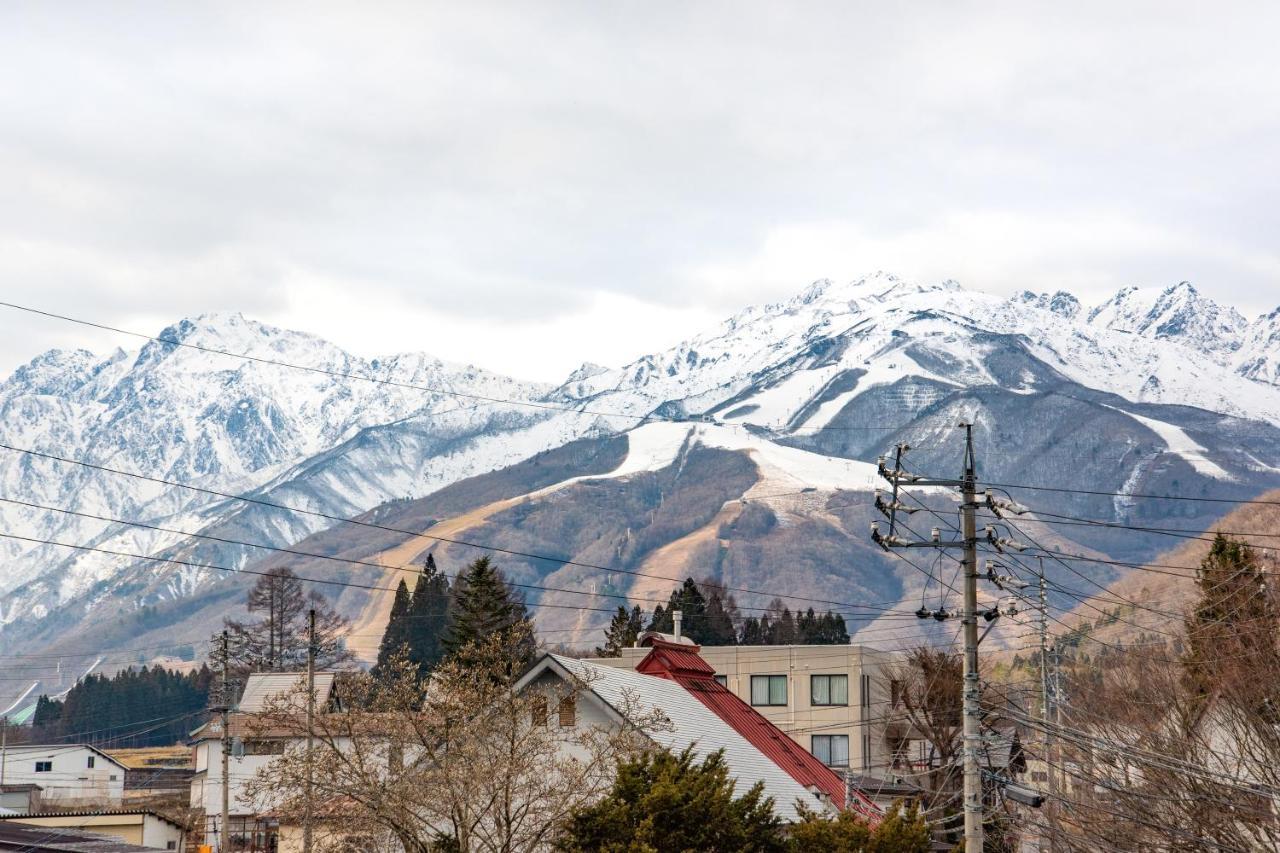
[599,642,928,780]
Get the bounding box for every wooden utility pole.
[303,607,316,853]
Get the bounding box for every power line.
[0,442,912,617]
[0,301,665,424]
[0,495,911,622]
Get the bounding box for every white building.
[189,672,339,850]
[0,744,126,806]
[517,639,883,824]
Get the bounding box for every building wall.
[0,746,125,805]
[599,645,924,778]
[190,737,284,842]
[0,814,184,852]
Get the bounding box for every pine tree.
[374,579,413,677]
[597,605,644,656]
[739,616,764,645]
[444,555,534,668]
[405,554,452,676]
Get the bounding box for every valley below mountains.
[4,273,1280,710]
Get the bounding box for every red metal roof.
[636,639,882,823]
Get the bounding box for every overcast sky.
[3,2,1280,381]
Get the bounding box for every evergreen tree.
[768,606,798,645]
[558,747,787,853]
[405,554,452,676]
[648,579,713,642]
[1183,534,1279,700]
[596,605,644,656]
[444,555,535,668]
[31,665,213,747]
[373,579,412,676]
[788,801,931,852]
[739,616,765,645]
[703,593,738,646]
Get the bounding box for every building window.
[860,674,871,712]
[714,674,727,687]
[811,674,848,706]
[34,761,52,773]
[750,675,787,707]
[558,696,576,727]
[862,733,872,771]
[243,739,286,756]
[890,679,903,709]
[532,695,548,726]
[167,842,177,850]
[109,774,118,781]
[87,755,96,768]
[811,735,849,767]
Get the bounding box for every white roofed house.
[0,745,126,807]
[515,640,883,826]
[189,672,343,853]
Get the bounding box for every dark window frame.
[810,674,849,706]
[811,734,850,767]
[750,675,788,707]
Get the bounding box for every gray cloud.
[2,1,1279,380]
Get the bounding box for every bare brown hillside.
[1061,489,1280,648]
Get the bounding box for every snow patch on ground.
[1108,407,1234,481]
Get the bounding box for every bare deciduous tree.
[245,626,667,853]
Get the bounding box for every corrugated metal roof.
[237,672,335,712]
[0,822,157,853]
[635,639,882,824]
[544,655,828,822]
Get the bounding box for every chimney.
[673,610,683,641]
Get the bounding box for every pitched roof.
[0,822,157,853]
[635,638,882,823]
[0,745,126,770]
[237,672,336,712]
[0,810,187,830]
[525,655,829,822]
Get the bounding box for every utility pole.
[1036,558,1056,852]
[303,608,316,853]
[958,424,983,852]
[1,714,7,788]
[216,629,231,853]
[872,423,985,850]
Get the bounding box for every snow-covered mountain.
[3,276,1280,688]
[0,313,553,623]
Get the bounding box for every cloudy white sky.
[3,2,1280,381]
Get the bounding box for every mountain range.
[4,274,1280,709]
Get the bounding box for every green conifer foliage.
[444,555,535,669]
[558,747,787,853]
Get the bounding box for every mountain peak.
[1013,290,1082,319]
[1086,280,1247,356]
